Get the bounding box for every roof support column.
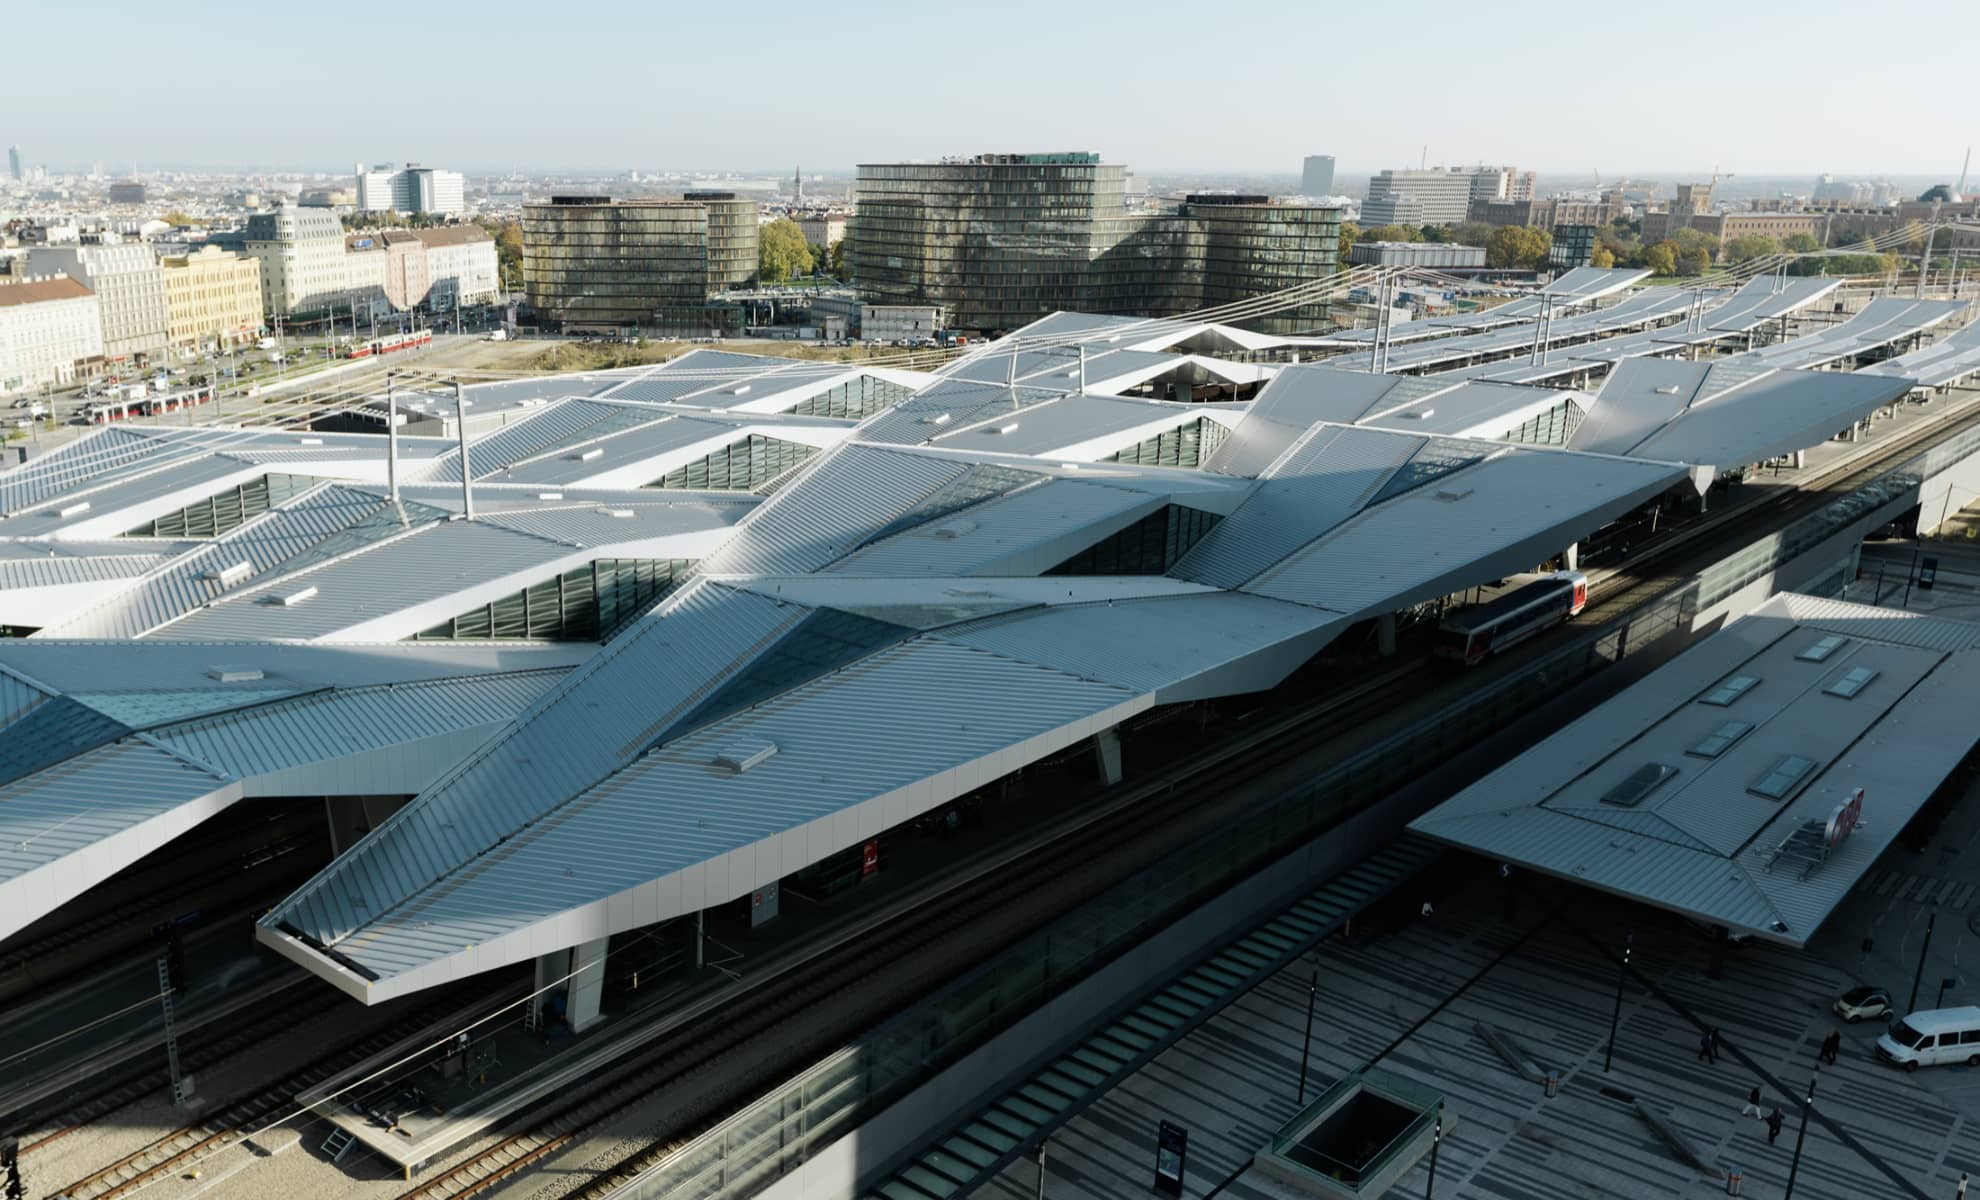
[568,937,608,1034]
[1563,543,1579,572]
[1377,612,1397,657]
[1793,450,1806,470]
[454,379,474,519]
[1092,726,1123,787]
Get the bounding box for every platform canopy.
[1569,357,1915,476]
[1864,312,1980,388]
[1410,594,1980,945]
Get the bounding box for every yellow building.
[161,245,265,349]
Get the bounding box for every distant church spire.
[794,165,803,205]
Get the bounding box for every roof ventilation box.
[207,665,265,683]
[202,561,254,587]
[57,501,91,518]
[713,742,778,774]
[265,585,319,606]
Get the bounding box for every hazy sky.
[8,0,1973,179]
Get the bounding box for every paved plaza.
[979,842,1980,1200]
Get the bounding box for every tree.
[1645,241,1678,276]
[160,210,197,227]
[1485,225,1551,269]
[759,217,813,283]
[1724,234,1780,264]
[1336,221,1359,263]
[1450,222,1495,248]
[1667,226,1720,263]
[806,243,826,277]
[1676,247,1712,277]
[829,239,848,279]
[1590,243,1616,268]
[1360,224,1424,244]
[1783,233,1822,254]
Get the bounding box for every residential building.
[343,235,389,319]
[521,194,758,334]
[1301,155,1335,197]
[244,201,355,318]
[1481,194,1626,230]
[25,240,170,363]
[108,180,146,205]
[0,274,104,390]
[160,246,264,348]
[862,304,948,342]
[851,153,1341,334]
[1348,241,1487,269]
[416,225,499,308]
[1643,209,1823,248]
[355,162,467,216]
[378,231,432,313]
[796,212,849,249]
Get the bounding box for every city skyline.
[5,0,1974,178]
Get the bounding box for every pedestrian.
[1698,1028,1719,1064]
[1740,1086,1763,1119]
[1421,900,1435,919]
[1765,1106,1785,1144]
[1821,1028,1842,1066]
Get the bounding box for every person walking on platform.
[1765,1107,1785,1144]
[1740,1086,1764,1119]
[1820,1028,1842,1066]
[1698,1028,1720,1064]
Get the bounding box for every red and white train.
[1433,571,1589,667]
[83,385,215,424]
[341,329,433,360]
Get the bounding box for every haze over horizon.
[6,0,1974,180]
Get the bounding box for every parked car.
[1834,986,1894,1023]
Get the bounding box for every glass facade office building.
[850,154,1340,335]
[522,194,757,334]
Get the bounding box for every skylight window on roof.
[1797,635,1847,662]
[1368,437,1490,506]
[1824,666,1878,698]
[1687,720,1754,760]
[1749,754,1818,800]
[1701,674,1759,707]
[1601,762,1678,807]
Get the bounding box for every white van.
[1876,1006,1980,1071]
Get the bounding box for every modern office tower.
[850,152,1342,334]
[355,162,467,215]
[1362,165,1523,226]
[1301,155,1335,196]
[521,194,761,334]
[6,146,20,183]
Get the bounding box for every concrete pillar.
[567,938,608,1034]
[1850,421,1861,443]
[1793,450,1806,470]
[1377,612,1397,657]
[1093,726,1123,786]
[1562,543,1579,571]
[530,947,571,1033]
[694,909,705,970]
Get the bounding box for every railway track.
[38,986,502,1200]
[8,984,343,1155]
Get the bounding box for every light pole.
[1911,909,1939,1013]
[1782,1071,1819,1200]
[1604,931,1632,1072]
[1423,1107,1442,1198]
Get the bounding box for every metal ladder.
[320,1126,357,1164]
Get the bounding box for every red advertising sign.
[861,839,880,877]
[1826,788,1864,848]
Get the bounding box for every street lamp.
[1604,931,1633,1072]
[1298,954,1319,1104]
[1782,1071,1819,1200]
